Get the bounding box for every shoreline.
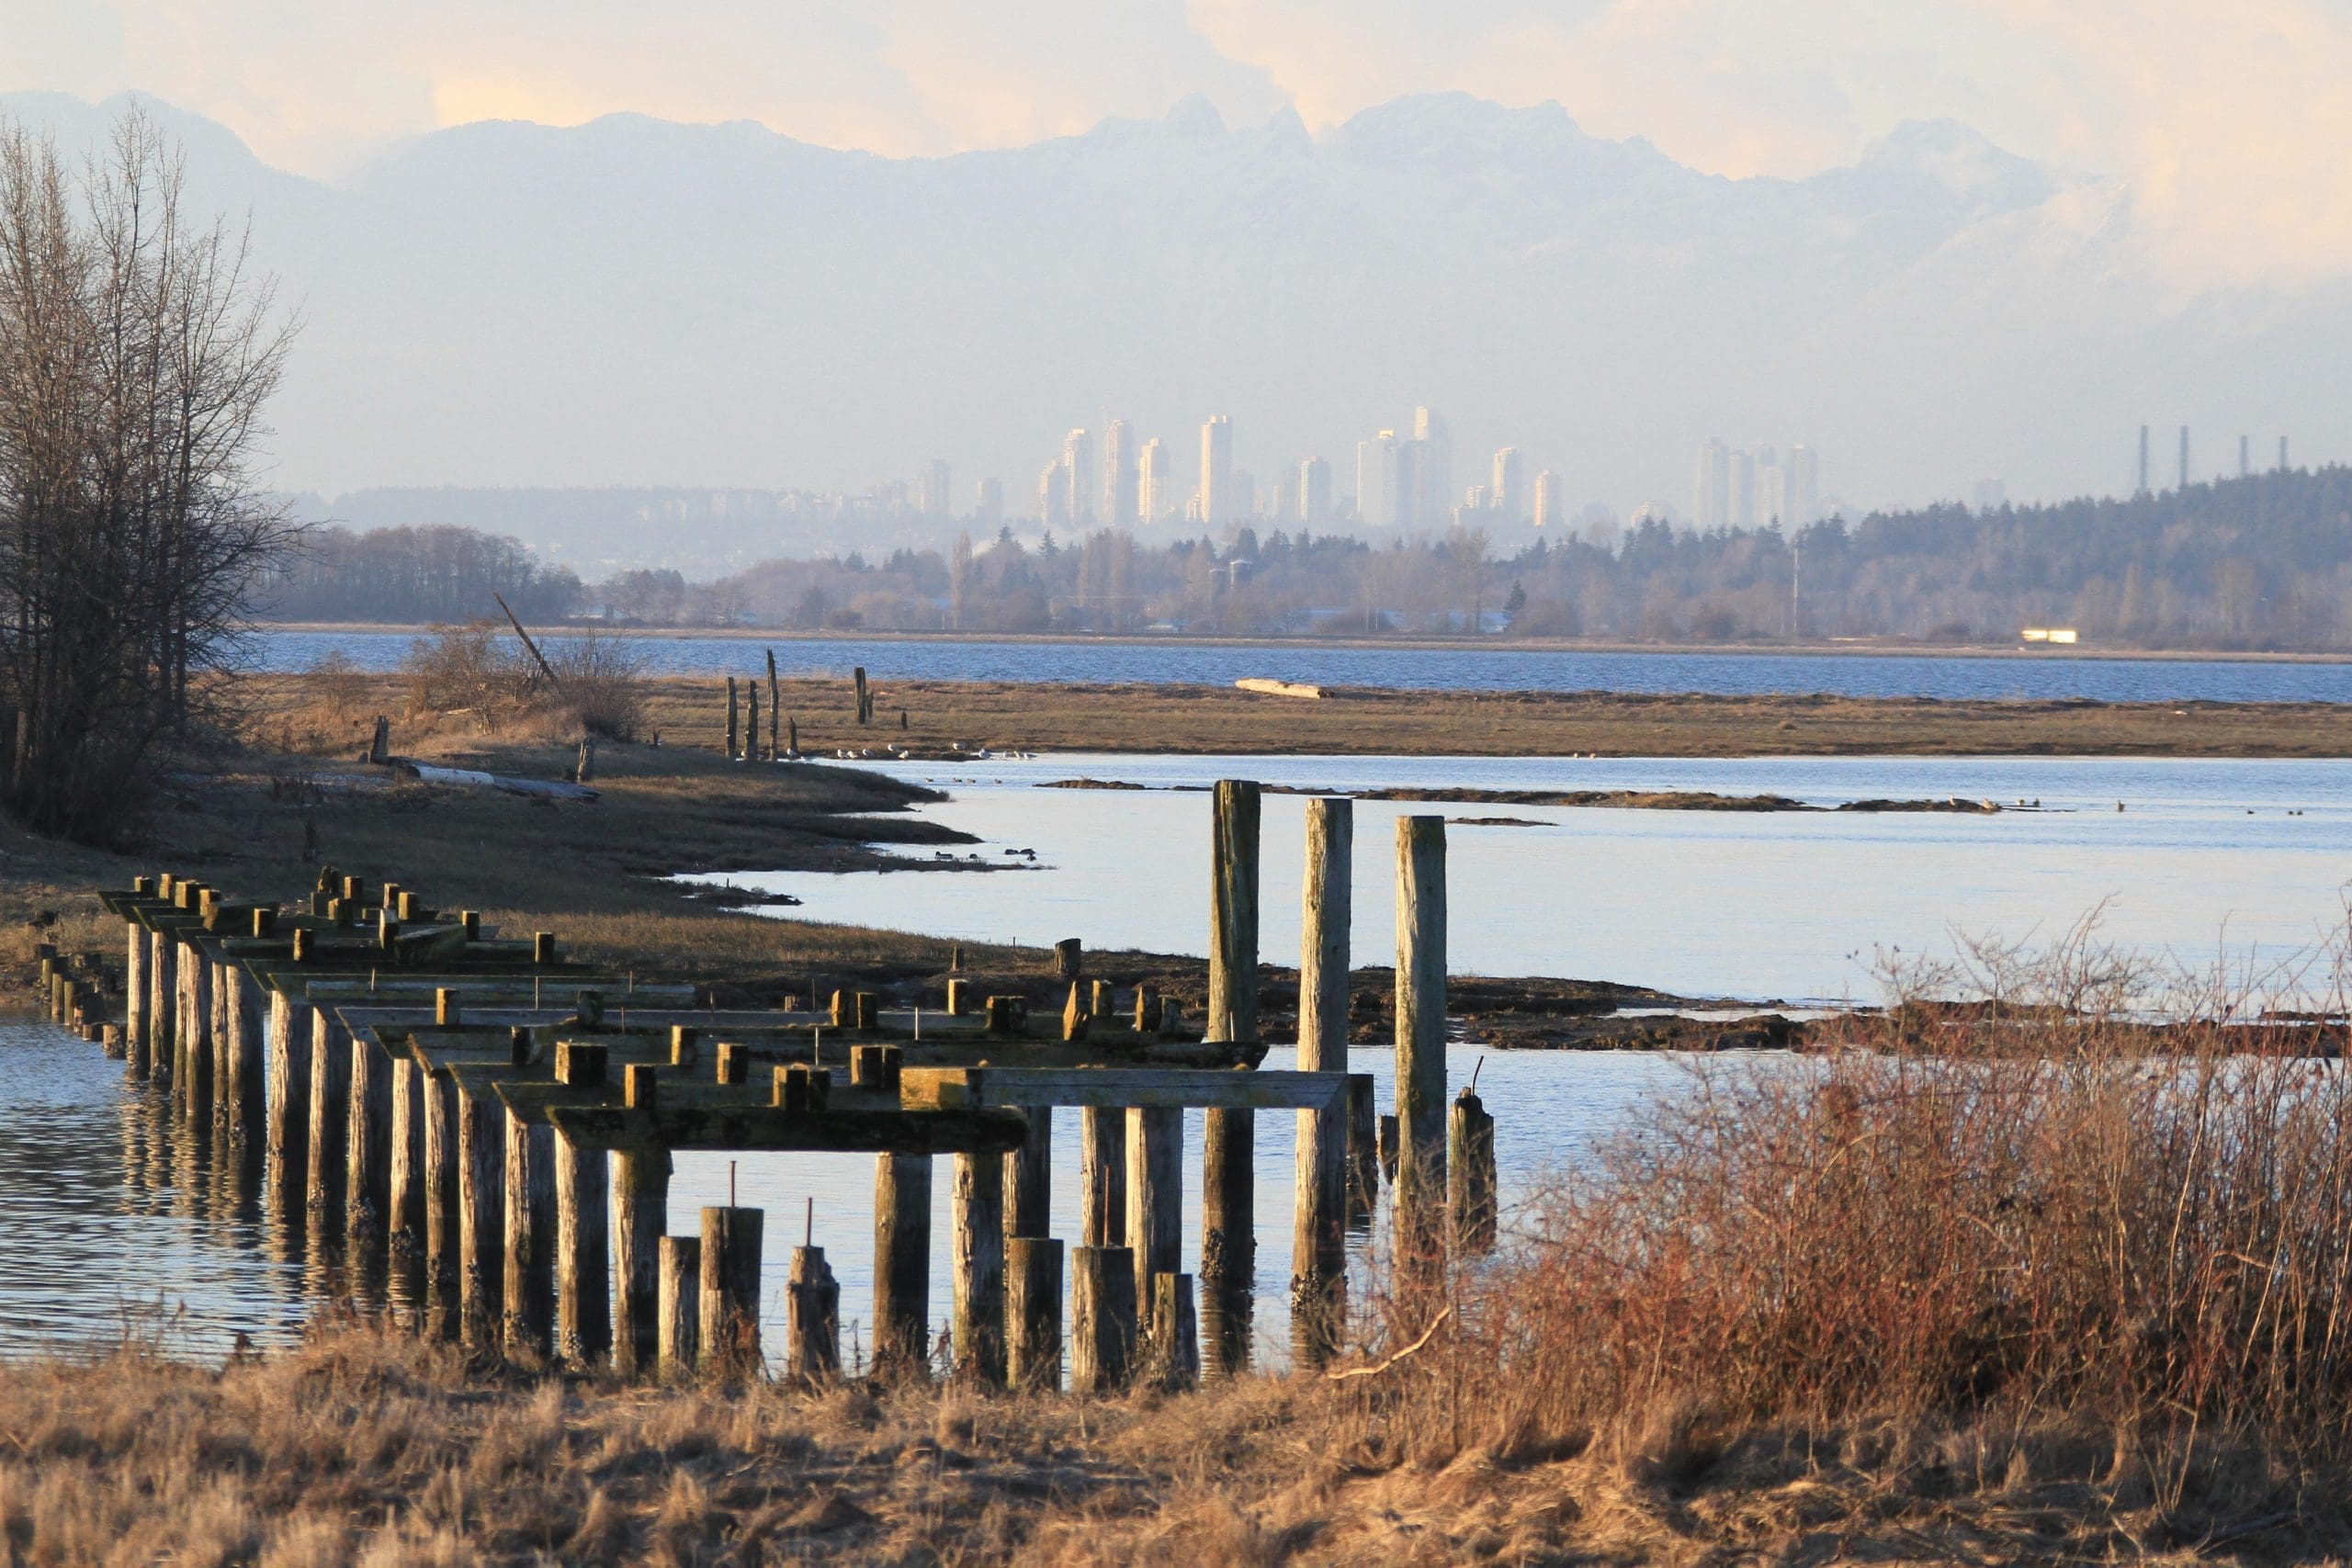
[243,621,2352,666]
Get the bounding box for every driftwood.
[1235,678,1325,699]
[394,761,599,802]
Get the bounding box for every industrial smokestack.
[2177,425,2189,491]
[2280,435,2290,473]
[2240,434,2250,479]
[2137,425,2150,495]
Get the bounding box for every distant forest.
[260,467,2352,650]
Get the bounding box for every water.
[250,629,2352,705]
[0,1016,1687,1364]
[693,752,2352,1005]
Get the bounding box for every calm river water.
[0,1019,1681,1365]
[251,629,2352,705]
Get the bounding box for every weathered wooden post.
[1003,1108,1051,1240]
[746,680,761,765]
[1069,1246,1136,1393]
[658,1235,701,1377]
[180,941,213,1121]
[503,1102,556,1359]
[388,1058,424,1273]
[1053,938,1083,980]
[1125,1107,1182,1337]
[541,1045,613,1369]
[952,1150,1006,1384]
[1006,1236,1063,1392]
[147,925,175,1092]
[786,1245,840,1383]
[266,990,311,1216]
[725,675,740,759]
[699,1205,764,1380]
[346,1032,393,1247]
[457,1084,507,1351]
[1148,1273,1201,1392]
[124,902,148,1077]
[613,1065,670,1378]
[1293,795,1353,1365]
[1346,1076,1378,1224]
[1395,815,1449,1293]
[1449,1088,1498,1256]
[874,1154,932,1378]
[306,1008,352,1230]
[766,649,781,761]
[422,1072,460,1339]
[1203,778,1260,1377]
[225,963,266,1154]
[853,666,870,726]
[1080,1108,1125,1247]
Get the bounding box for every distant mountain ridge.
[3,88,2342,572]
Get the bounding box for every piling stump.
[786,1246,841,1384]
[1070,1246,1136,1394]
[658,1236,701,1378]
[1006,1237,1064,1393]
[699,1206,763,1381]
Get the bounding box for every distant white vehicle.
[2020,627,2079,645]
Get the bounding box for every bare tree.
[0,110,297,840]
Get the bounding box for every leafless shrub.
[306,651,370,718]
[401,620,530,729]
[542,628,649,740]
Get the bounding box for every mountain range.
[3,88,2346,572]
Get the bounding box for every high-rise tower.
[1103,419,1137,528]
[1301,456,1332,526]
[1491,447,1525,524]
[1199,415,1233,528]
[1139,438,1170,523]
[1696,438,1730,528]
[1414,408,1452,528]
[1532,469,1562,529]
[1063,428,1095,527]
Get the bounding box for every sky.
[8,0,2352,291]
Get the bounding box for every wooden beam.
[901,1066,1350,1112]
[545,1103,1027,1156]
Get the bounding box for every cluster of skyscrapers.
[1694,439,1822,531]
[1008,406,1567,536]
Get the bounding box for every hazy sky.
[8,0,2352,289]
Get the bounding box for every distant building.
[1971,479,2007,513]
[1784,445,1819,525]
[1696,438,1730,528]
[1491,446,1524,524]
[974,476,1004,526]
[1728,447,1757,527]
[1063,428,1095,527]
[1140,438,1171,522]
[921,458,952,519]
[1532,468,1563,528]
[1414,408,1452,529]
[1199,414,1232,528]
[1038,458,1069,529]
[1300,457,1331,526]
[1104,419,1137,528]
[1272,464,1301,524]
[1357,431,1400,528]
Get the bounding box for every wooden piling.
[786,1245,840,1383]
[1148,1272,1200,1392]
[767,649,780,761]
[1079,1108,1125,1247]
[1294,795,1353,1365]
[225,965,266,1150]
[1125,1107,1182,1331]
[1006,1237,1063,1392]
[124,912,147,1076]
[746,681,761,766]
[422,1073,460,1338]
[853,666,869,725]
[1346,1075,1378,1223]
[1069,1246,1135,1394]
[1203,778,1260,1376]
[266,991,311,1213]
[181,947,213,1120]
[388,1059,424,1268]
[346,1031,392,1246]
[555,1131,612,1368]
[699,1206,763,1380]
[944,977,968,1016]
[658,1235,701,1377]
[305,1008,351,1228]
[1053,938,1083,979]
[1004,1107,1051,1239]
[874,1154,932,1377]
[457,1086,506,1351]
[726,675,740,759]
[1395,815,1449,1288]
[146,928,174,1091]
[1448,1089,1498,1255]
[503,1106,555,1359]
[614,1064,670,1378]
[951,1150,1006,1384]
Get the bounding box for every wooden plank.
[901,1066,1349,1112]
[545,1103,1027,1156]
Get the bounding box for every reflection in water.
[0,1015,1698,1366]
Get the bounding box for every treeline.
[262,525,582,624]
[262,466,2352,649]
